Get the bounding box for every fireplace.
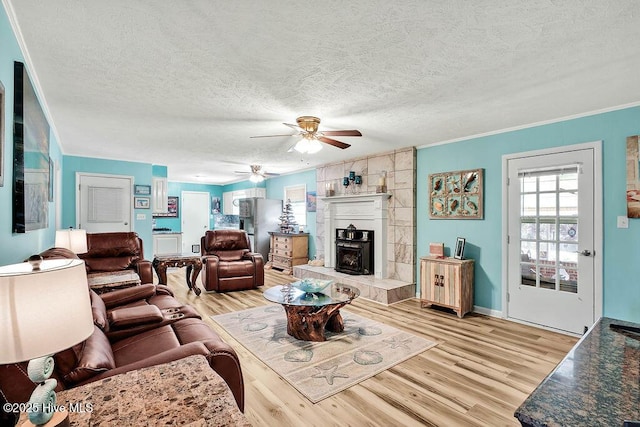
[335,226,374,275]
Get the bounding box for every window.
[284,184,306,226]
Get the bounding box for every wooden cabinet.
[420,256,474,318]
[153,233,182,256]
[265,232,309,275]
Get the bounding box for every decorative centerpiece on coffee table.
[292,278,333,293]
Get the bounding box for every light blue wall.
[0,7,62,264]
[154,181,223,231]
[265,169,318,259]
[417,106,640,322]
[61,155,154,260]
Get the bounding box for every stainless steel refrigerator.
[237,198,282,260]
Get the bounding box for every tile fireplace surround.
[296,147,416,304]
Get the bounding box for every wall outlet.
[617,215,629,228]
[137,213,146,220]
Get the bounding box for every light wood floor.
[163,270,577,427]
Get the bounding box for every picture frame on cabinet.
[134,197,150,209]
[454,237,466,259]
[134,184,151,195]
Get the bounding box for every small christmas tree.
[278,199,298,233]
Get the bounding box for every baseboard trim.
[473,305,502,318]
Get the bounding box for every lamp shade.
[0,259,93,364]
[55,229,88,254]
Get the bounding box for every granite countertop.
[20,355,250,426]
[515,317,640,426]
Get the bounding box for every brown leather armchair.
[79,232,154,284]
[200,230,264,292]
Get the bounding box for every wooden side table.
[152,253,202,295]
[18,355,250,426]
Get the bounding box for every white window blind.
[284,184,307,226]
[88,186,123,223]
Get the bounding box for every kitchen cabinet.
[152,177,168,213]
[222,188,266,215]
[265,232,308,275]
[153,233,182,256]
[420,256,474,318]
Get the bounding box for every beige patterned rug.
[212,305,437,403]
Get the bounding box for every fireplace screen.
[335,227,373,275]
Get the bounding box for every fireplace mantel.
[322,192,391,278]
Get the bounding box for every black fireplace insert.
[335,226,374,275]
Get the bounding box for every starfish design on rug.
[311,365,349,385]
[261,331,289,345]
[382,336,412,349]
[234,312,253,322]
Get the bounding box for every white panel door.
[77,173,132,233]
[506,146,600,334]
[181,191,210,254]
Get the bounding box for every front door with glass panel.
[506,148,596,334]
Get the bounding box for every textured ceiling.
[4,1,640,184]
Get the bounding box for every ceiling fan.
[250,116,362,153]
[234,164,280,183]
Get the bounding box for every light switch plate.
[137,213,146,220]
[617,215,629,228]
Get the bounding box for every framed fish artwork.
[428,168,483,219]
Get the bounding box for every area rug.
[212,305,437,403]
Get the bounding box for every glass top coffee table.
[263,282,360,341]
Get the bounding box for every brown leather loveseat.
[79,232,154,284]
[200,229,264,292]
[0,283,245,412]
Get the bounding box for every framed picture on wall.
[134,184,151,195]
[134,197,150,209]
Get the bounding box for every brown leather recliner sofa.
[0,283,245,412]
[79,232,154,284]
[200,229,264,292]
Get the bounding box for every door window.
[518,167,579,294]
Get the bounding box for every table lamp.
[54,228,88,254]
[0,259,93,426]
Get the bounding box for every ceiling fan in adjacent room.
[234,164,280,183]
[250,116,362,154]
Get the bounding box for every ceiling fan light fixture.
[293,136,323,154]
[249,173,265,183]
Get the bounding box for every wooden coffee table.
[152,253,202,296]
[263,283,360,341]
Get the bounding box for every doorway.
[181,191,210,254]
[503,142,602,335]
[77,173,133,233]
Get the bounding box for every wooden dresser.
[265,232,309,275]
[420,256,474,318]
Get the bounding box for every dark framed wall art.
[429,168,484,219]
[13,61,50,233]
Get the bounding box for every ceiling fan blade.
[320,130,362,137]
[250,133,297,138]
[234,171,250,174]
[318,136,351,149]
[283,123,304,131]
[263,172,280,176]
